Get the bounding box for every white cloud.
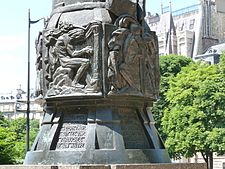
[0,71,27,92]
[0,35,26,51]
[0,54,22,64]
[0,34,36,93]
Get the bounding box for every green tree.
[0,112,9,127]
[9,118,39,164]
[0,127,16,164]
[0,113,40,164]
[162,61,225,169]
[152,54,192,133]
[0,112,16,164]
[9,118,27,163]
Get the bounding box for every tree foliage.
[0,114,39,164]
[0,127,16,164]
[152,54,193,132]
[162,61,225,168]
[0,112,9,127]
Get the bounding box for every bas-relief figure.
[25,0,170,165]
[35,0,159,99]
[37,21,102,96]
[107,15,159,97]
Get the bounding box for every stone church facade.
[146,0,225,58]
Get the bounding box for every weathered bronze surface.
[25,0,170,164]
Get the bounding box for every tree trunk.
[201,151,213,169]
[208,152,213,169]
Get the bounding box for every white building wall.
[0,91,43,120]
[174,7,201,57]
[177,30,195,57]
[215,0,225,13]
[173,153,225,169]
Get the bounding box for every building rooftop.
[0,88,35,103]
[204,43,225,55]
[147,4,201,24]
[194,43,225,64]
[173,4,200,17]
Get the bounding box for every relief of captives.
[39,22,99,96]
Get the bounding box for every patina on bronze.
[24,0,171,164]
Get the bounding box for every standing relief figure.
[107,15,159,97]
[107,16,144,95]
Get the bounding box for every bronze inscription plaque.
[56,114,87,149]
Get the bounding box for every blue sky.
[0,0,198,93]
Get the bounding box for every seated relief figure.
[35,0,159,98]
[43,22,94,96]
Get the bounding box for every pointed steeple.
[169,0,172,13]
[158,0,177,55]
[161,0,163,14]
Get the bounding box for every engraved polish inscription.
[118,109,150,149]
[56,114,87,149]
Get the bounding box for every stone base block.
[0,163,206,169]
[25,97,171,164]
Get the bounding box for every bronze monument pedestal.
[25,0,170,164]
[25,96,170,164]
